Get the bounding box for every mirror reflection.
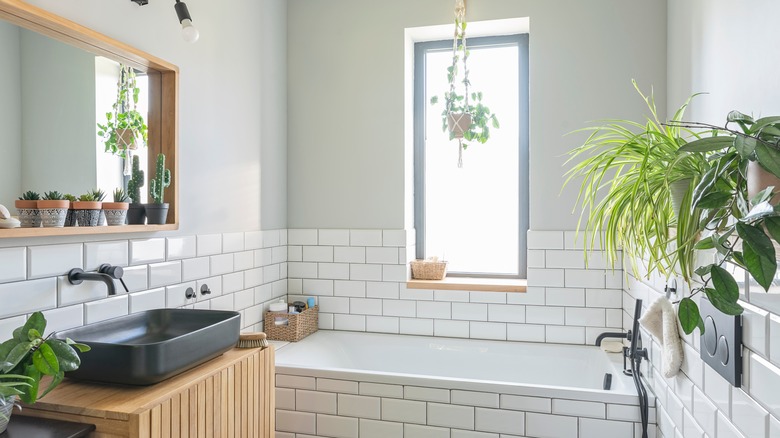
[0,19,150,210]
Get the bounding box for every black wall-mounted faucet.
[67,264,129,296]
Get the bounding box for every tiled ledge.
[406,277,527,293]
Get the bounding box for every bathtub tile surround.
[0,229,288,339]
[275,373,653,438]
[625,270,780,437]
[287,229,623,345]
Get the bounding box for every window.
[414,34,529,278]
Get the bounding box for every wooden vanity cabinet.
[18,347,275,438]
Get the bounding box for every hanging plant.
[97,64,148,160]
[429,0,499,167]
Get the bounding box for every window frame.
[413,34,530,279]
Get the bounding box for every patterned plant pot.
[14,199,40,228]
[64,209,76,226]
[0,396,14,434]
[103,202,129,226]
[72,201,103,227]
[38,200,69,228]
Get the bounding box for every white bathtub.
[274,331,654,438]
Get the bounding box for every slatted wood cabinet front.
[18,347,275,438]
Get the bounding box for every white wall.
[0,21,21,208]
[667,0,780,123]
[287,0,667,231]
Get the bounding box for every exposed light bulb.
[181,18,199,43]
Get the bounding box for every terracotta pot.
[38,200,69,228]
[447,113,472,139]
[145,203,169,225]
[748,160,780,205]
[14,200,39,228]
[72,201,102,210]
[102,202,129,226]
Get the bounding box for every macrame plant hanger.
[447,0,469,168]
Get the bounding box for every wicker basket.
[410,259,448,280]
[264,305,319,342]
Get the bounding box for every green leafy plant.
[670,111,780,333]
[113,188,129,203]
[90,189,106,202]
[77,193,96,202]
[564,82,709,283]
[0,312,89,404]
[128,155,145,204]
[63,194,76,202]
[97,64,148,158]
[429,6,498,149]
[18,191,40,201]
[42,191,64,201]
[149,153,171,204]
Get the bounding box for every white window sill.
[406,277,527,293]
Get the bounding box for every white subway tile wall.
[275,373,651,437]
[285,229,623,344]
[625,266,780,437]
[0,229,288,339]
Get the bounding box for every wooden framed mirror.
[0,0,179,238]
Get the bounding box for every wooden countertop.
[18,348,262,421]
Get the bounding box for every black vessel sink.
[55,309,240,385]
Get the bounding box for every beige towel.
[639,296,684,378]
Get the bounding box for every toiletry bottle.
[269,299,288,326]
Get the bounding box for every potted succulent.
[127,155,146,225]
[63,194,77,227]
[14,191,40,228]
[0,312,89,433]
[564,83,709,285]
[97,64,148,159]
[72,192,103,227]
[90,189,107,226]
[38,191,69,228]
[145,153,172,225]
[429,1,498,167]
[103,188,130,226]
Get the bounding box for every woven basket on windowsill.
[410,259,448,280]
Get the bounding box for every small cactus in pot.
[126,155,146,225]
[103,188,130,226]
[15,191,40,228]
[145,153,172,225]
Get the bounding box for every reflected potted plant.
[103,188,130,226]
[14,191,40,228]
[145,153,171,225]
[429,0,498,167]
[72,192,103,227]
[0,312,89,433]
[127,155,146,225]
[97,64,147,159]
[38,191,69,228]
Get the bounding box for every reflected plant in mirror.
[97,64,148,158]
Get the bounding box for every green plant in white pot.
[564,82,710,285]
[0,312,89,433]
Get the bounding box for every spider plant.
[563,81,709,283]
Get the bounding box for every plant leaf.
[678,297,702,335]
[695,264,714,276]
[32,343,59,376]
[704,288,744,315]
[709,266,740,302]
[679,136,734,153]
[697,191,733,209]
[765,217,780,244]
[737,222,776,259]
[743,241,777,291]
[735,134,758,158]
[694,237,715,250]
[755,143,780,179]
[47,339,81,372]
